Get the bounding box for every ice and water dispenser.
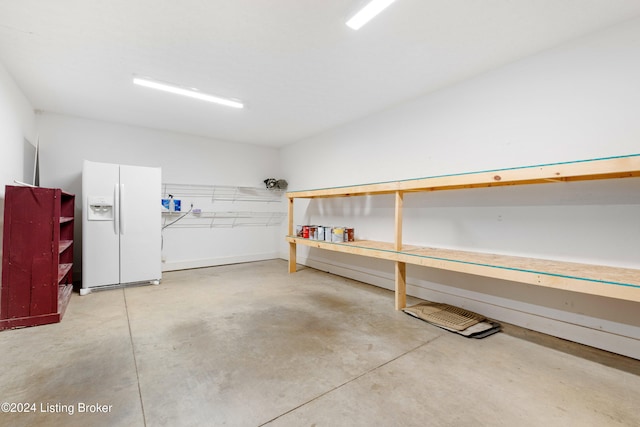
[87,196,114,221]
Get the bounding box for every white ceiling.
[1,0,640,147]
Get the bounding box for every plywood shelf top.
[286,236,640,302]
[287,154,640,199]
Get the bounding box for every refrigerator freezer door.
[82,160,120,288]
[119,164,161,284]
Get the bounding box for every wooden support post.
[288,197,297,273]
[395,262,406,310]
[395,191,406,310]
[395,191,403,251]
[289,242,297,273]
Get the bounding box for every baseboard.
[163,252,280,272]
[287,252,640,360]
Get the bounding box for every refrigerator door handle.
[114,183,119,235]
[120,183,125,235]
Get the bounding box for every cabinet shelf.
[57,263,73,283]
[59,240,73,254]
[286,154,640,309]
[58,283,73,318]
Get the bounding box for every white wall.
[280,18,640,358]
[36,113,283,274]
[0,61,37,278]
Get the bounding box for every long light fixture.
[133,76,244,109]
[346,0,396,30]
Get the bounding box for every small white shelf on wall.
[162,183,284,203]
[161,183,285,229]
[162,211,286,228]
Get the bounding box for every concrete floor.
[1,259,638,427]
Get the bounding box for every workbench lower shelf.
[286,236,640,304]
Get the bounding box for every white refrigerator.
[81,160,162,295]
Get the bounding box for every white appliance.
[81,160,162,295]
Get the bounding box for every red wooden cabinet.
[1,185,74,330]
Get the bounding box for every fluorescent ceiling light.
[346,0,396,30]
[133,76,244,109]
